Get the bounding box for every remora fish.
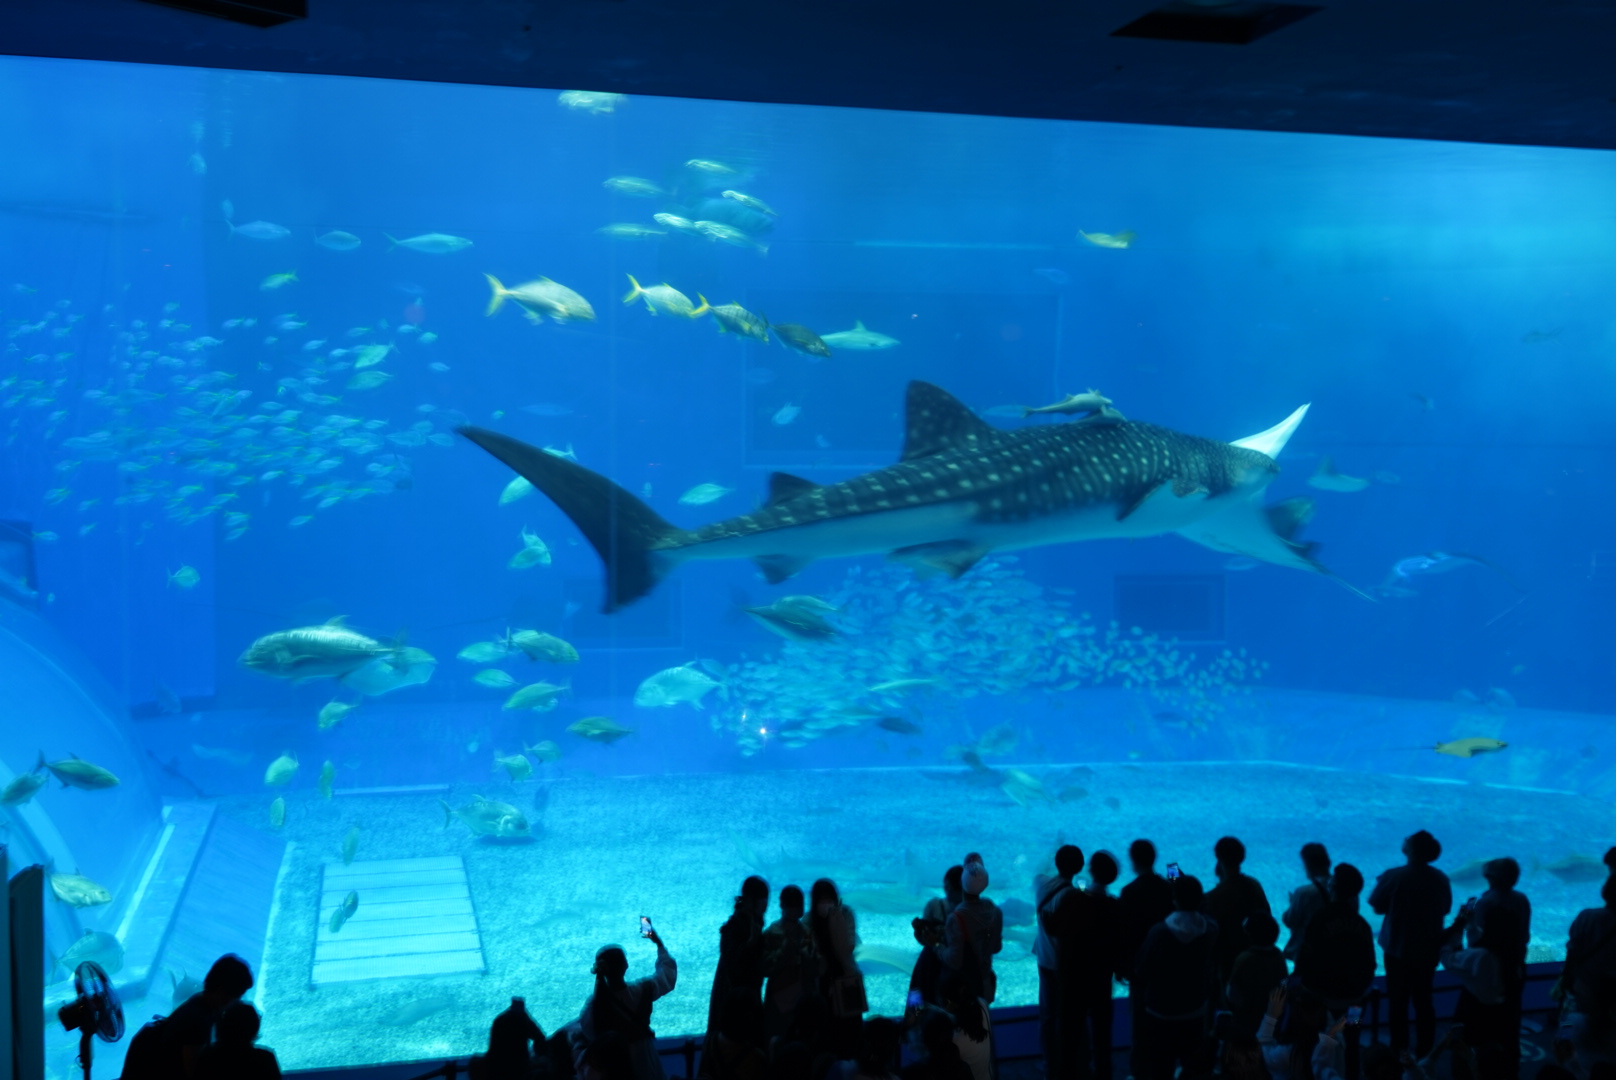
[458,381,1364,612]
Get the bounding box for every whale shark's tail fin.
[458,427,679,612]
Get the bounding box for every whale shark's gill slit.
[456,426,677,613]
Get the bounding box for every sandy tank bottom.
[220,761,1600,1071]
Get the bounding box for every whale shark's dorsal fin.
[1232,404,1310,460]
[901,381,1001,462]
[767,472,819,506]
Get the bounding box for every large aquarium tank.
[2,51,1614,1076]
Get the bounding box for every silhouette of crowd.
[125,830,1616,1080]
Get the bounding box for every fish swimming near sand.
[441,795,531,838]
[328,890,359,933]
[457,380,1363,613]
[1539,855,1606,883]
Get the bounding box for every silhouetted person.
[468,998,546,1080]
[1048,846,1097,1080]
[1297,863,1377,1012]
[702,875,770,1070]
[163,953,255,1078]
[1120,841,1176,978]
[1258,986,1325,1080]
[1034,844,1084,1078]
[809,878,866,1057]
[1120,839,1176,1080]
[1443,898,1511,1080]
[847,1016,903,1080]
[924,865,966,924]
[763,885,819,1041]
[1134,873,1218,1080]
[1469,858,1530,1080]
[572,931,678,1080]
[1204,836,1272,999]
[901,1011,973,1080]
[192,1001,280,1080]
[1079,850,1122,1080]
[1370,830,1452,1057]
[704,991,769,1080]
[1284,843,1333,964]
[1226,912,1286,1038]
[938,855,1002,1004]
[1562,877,1616,1071]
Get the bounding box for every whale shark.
[459,381,1364,612]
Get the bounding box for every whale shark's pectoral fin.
[755,554,812,584]
[889,540,991,579]
[1178,494,1374,600]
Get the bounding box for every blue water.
[3,53,1616,1075]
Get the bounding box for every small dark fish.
[876,716,922,735]
[329,890,358,933]
[999,897,1035,927]
[1103,796,1121,810]
[146,751,207,798]
[770,323,831,359]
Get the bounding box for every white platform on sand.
[312,856,485,986]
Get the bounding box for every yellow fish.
[1435,737,1508,758]
[1078,230,1136,250]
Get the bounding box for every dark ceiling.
[10,0,1616,150]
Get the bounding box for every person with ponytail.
[572,928,678,1079]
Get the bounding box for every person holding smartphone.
[570,923,678,1080]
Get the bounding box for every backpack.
[119,1015,170,1080]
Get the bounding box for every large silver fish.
[460,381,1364,612]
[239,618,398,682]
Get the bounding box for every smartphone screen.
[1166,862,1181,880]
[1347,1007,1362,1024]
[639,916,653,938]
[906,990,924,1010]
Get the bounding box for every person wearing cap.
[571,928,678,1079]
[1369,830,1452,1058]
[937,853,1004,1005]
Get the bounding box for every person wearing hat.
[1369,830,1452,1058]
[571,928,678,1079]
[937,853,1004,1005]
